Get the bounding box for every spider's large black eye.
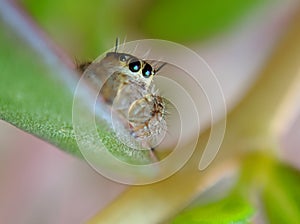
[142,63,153,78]
[129,60,141,72]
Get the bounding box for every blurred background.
[1,0,300,223]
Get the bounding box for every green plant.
[1,1,300,223]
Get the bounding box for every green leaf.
[171,192,254,224]
[262,163,300,224]
[0,29,151,164]
[237,152,300,223]
[0,33,79,155]
[138,0,270,42]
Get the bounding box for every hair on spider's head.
[114,37,119,53]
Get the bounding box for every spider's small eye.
[129,60,141,72]
[142,63,153,78]
[119,54,127,62]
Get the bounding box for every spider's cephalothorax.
[78,48,167,149]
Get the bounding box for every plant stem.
[88,7,300,224]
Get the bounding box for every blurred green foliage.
[238,153,300,224]
[21,0,123,58]
[22,0,269,57]
[263,163,300,223]
[172,192,254,224]
[140,0,270,42]
[171,153,300,223]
